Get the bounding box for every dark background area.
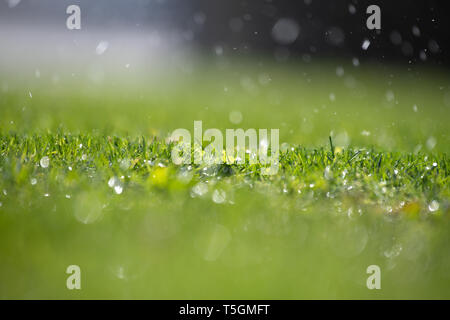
[0,0,449,66]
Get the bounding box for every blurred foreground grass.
[0,59,449,299]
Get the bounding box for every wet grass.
[0,60,449,299]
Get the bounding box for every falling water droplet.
[362,39,371,50]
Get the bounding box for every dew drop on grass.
[324,166,332,180]
[428,200,439,212]
[191,182,208,198]
[212,189,226,204]
[108,177,118,188]
[114,185,123,195]
[40,156,49,168]
[30,178,37,185]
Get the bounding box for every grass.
[0,58,449,299]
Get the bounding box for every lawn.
[0,57,449,299]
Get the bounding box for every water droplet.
[214,45,223,56]
[95,41,109,55]
[40,156,50,168]
[74,192,104,224]
[30,178,37,185]
[108,177,118,188]
[428,39,439,53]
[272,18,300,45]
[348,4,356,14]
[212,189,226,204]
[362,39,371,50]
[385,90,395,102]
[419,50,427,61]
[258,73,271,86]
[384,243,403,259]
[229,111,243,124]
[114,266,127,280]
[191,182,208,197]
[426,136,436,150]
[390,31,402,45]
[336,66,344,77]
[324,166,333,180]
[193,12,206,25]
[428,200,439,212]
[6,0,21,8]
[326,26,345,46]
[114,185,123,195]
